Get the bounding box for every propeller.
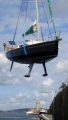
[10,61,13,71]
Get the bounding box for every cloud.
[34,91,48,98]
[0,90,54,110]
[55,59,68,76]
[51,0,68,17]
[0,0,68,110]
[24,77,33,82]
[9,97,17,103]
[40,100,46,106]
[0,92,31,110]
[0,53,8,65]
[43,78,54,86]
[16,92,30,99]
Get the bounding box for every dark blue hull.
[6,40,58,64]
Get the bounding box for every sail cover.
[22,19,37,37]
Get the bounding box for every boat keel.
[24,63,34,77]
[25,62,48,77]
[42,62,48,76]
[10,61,14,71]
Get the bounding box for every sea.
[0,111,38,120]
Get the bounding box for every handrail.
[55,78,68,96]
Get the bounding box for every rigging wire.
[61,44,68,52]
[37,2,44,41]
[38,1,43,41]
[23,0,29,36]
[22,0,43,63]
[25,1,28,21]
[31,1,38,39]
[41,27,44,41]
[29,1,36,40]
[26,0,32,39]
[23,0,30,56]
[12,0,23,45]
[47,0,56,36]
[41,0,53,40]
[11,0,23,60]
[22,0,29,40]
[41,0,68,52]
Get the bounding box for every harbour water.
[0,111,38,120]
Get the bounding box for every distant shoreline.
[0,108,30,113]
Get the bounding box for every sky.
[0,0,68,111]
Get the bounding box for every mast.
[36,0,39,41]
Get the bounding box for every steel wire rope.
[38,1,44,41]
[10,0,23,63]
[32,1,38,39]
[12,0,23,45]
[26,0,32,41]
[24,0,68,67]
[40,0,68,80]
[29,1,32,41]
[25,1,37,40]
[24,2,36,54]
[22,2,42,63]
[22,1,46,64]
[47,0,56,37]
[61,44,68,52]
[30,1,37,40]
[22,0,37,62]
[23,0,31,56]
[38,1,68,80]
[50,47,68,82]
[41,0,53,40]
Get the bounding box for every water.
[0,112,38,120]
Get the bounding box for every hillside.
[0,108,30,113]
